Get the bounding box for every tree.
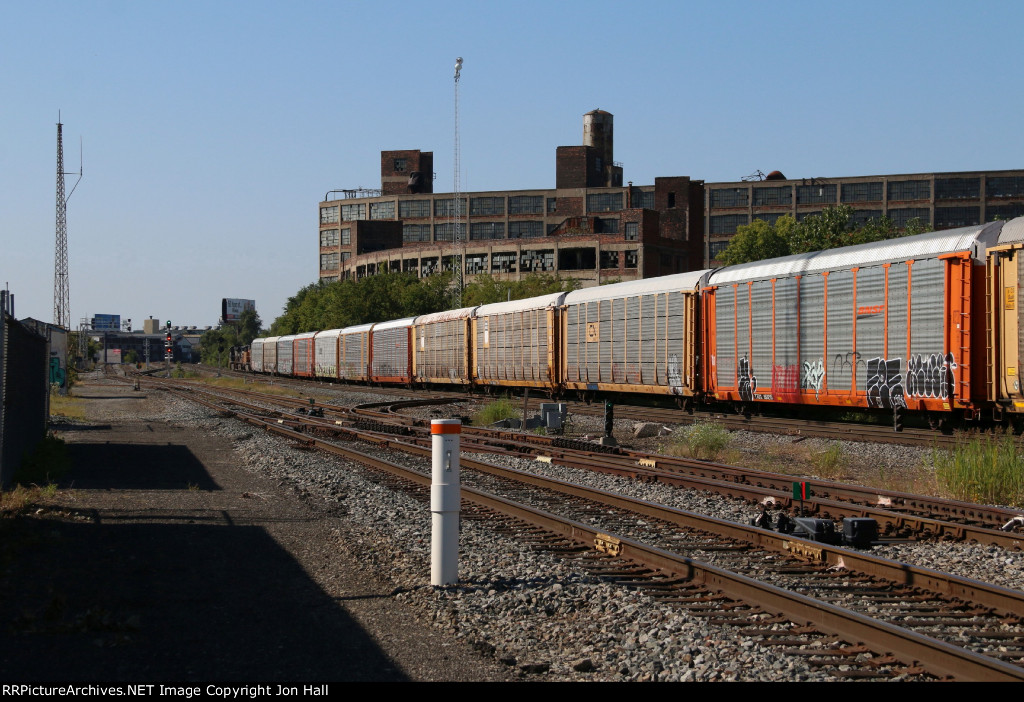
[717,216,795,266]
[462,273,580,306]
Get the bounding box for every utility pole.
[451,57,464,309]
[54,114,82,330]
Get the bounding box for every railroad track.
[133,375,1024,550]
[149,377,1024,680]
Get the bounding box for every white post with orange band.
[430,419,461,586]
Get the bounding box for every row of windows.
[709,206,940,235]
[586,192,623,212]
[319,251,352,270]
[319,228,351,247]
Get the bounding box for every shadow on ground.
[62,443,220,491]
[0,516,408,681]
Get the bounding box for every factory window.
[393,158,406,173]
[320,252,339,270]
[340,203,366,220]
[752,213,785,226]
[841,182,883,203]
[753,186,792,206]
[509,195,543,214]
[470,222,505,240]
[340,228,351,245]
[624,250,638,269]
[710,214,748,235]
[889,208,931,228]
[470,196,505,216]
[600,250,620,269]
[546,197,557,213]
[434,223,455,242]
[370,200,395,220]
[987,177,1024,199]
[586,192,623,212]
[319,229,339,247]
[598,218,619,234]
[888,180,930,201]
[434,198,467,217]
[848,209,883,226]
[624,222,639,241]
[710,188,748,208]
[935,177,980,200]
[708,240,731,260]
[631,190,654,209]
[403,224,431,243]
[466,254,488,275]
[320,206,339,224]
[341,251,351,262]
[399,199,430,218]
[934,206,980,229]
[558,247,596,271]
[988,204,1024,221]
[491,252,517,273]
[796,184,837,204]
[509,221,543,239]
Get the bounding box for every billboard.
[92,314,121,331]
[222,298,256,323]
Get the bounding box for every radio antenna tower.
[54,113,82,329]
[450,57,464,308]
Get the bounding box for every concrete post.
[430,419,461,586]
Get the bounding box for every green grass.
[931,437,1024,507]
[661,421,730,461]
[49,393,86,420]
[812,443,844,480]
[471,398,520,426]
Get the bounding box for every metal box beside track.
[413,307,476,385]
[313,329,342,380]
[561,271,709,397]
[473,293,567,392]
[370,317,415,384]
[293,331,317,378]
[339,323,373,381]
[702,223,1001,417]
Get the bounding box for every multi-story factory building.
[318,110,705,287]
[704,169,1024,266]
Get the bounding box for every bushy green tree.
[718,205,933,265]
[200,308,264,367]
[462,273,580,306]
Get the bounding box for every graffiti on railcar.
[906,352,957,400]
[866,357,907,409]
[667,354,683,394]
[738,356,757,402]
[832,351,864,376]
[771,364,799,401]
[801,358,825,399]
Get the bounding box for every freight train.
[239,216,1024,431]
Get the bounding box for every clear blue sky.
[2,1,1021,330]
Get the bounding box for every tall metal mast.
[54,115,82,330]
[450,57,464,308]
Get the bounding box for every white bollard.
[431,419,461,586]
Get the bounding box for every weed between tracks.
[660,421,731,461]
[472,398,519,427]
[930,436,1024,507]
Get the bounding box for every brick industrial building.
[318,110,704,286]
[318,110,1024,283]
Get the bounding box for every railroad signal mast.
[165,320,172,377]
[54,114,82,330]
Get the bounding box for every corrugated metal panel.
[314,330,341,378]
[773,278,799,396]
[996,218,1024,244]
[750,280,772,394]
[715,288,735,388]
[910,257,945,360]
[415,307,477,325]
[415,317,469,383]
[475,308,552,383]
[799,276,825,397]
[709,224,994,285]
[340,332,368,380]
[372,326,410,380]
[887,264,909,361]
[854,266,886,393]
[342,323,374,335]
[263,336,280,373]
[251,339,264,373]
[277,335,296,376]
[372,317,416,332]
[476,292,567,317]
[563,270,710,305]
[827,272,854,391]
[293,332,316,376]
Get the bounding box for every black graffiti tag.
[866,357,906,409]
[906,352,957,400]
[738,356,756,402]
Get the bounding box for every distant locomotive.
[246,216,1024,431]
